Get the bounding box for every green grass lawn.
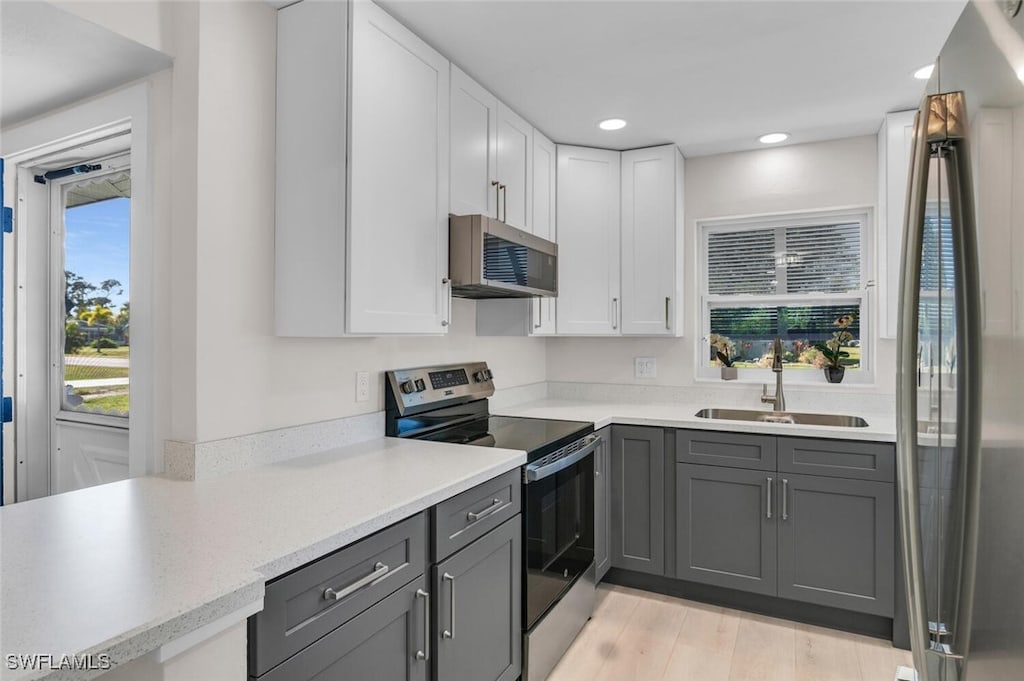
[69,346,130,358]
[64,365,130,380]
[82,394,130,413]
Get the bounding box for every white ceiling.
[0,1,172,129]
[377,0,967,156]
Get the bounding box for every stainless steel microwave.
[448,215,557,298]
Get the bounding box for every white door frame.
[1,83,154,500]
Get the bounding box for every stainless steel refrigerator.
[897,2,1024,680]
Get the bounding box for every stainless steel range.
[384,361,598,681]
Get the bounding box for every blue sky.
[65,197,130,311]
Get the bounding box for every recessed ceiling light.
[759,132,789,144]
[598,118,627,131]
[914,64,935,80]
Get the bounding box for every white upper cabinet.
[531,130,557,334]
[448,68,532,233]
[275,0,451,336]
[474,127,557,337]
[877,109,916,339]
[620,145,684,336]
[347,0,450,334]
[450,65,498,218]
[496,104,533,231]
[275,0,349,337]
[556,145,622,335]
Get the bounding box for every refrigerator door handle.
[897,91,985,681]
[942,104,983,669]
[897,103,936,681]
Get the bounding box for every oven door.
[522,434,599,631]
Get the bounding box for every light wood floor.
[546,584,914,681]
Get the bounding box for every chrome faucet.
[760,336,786,412]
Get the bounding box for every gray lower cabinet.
[593,427,611,582]
[258,575,429,681]
[433,518,522,681]
[777,473,895,616]
[672,430,896,618]
[610,425,665,575]
[675,463,777,596]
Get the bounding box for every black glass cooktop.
[419,415,593,462]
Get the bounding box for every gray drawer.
[433,469,521,560]
[253,575,429,681]
[778,437,895,482]
[675,429,776,471]
[249,512,427,677]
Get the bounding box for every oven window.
[524,455,594,629]
[482,234,556,292]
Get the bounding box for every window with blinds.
[701,211,869,377]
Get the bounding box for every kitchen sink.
[694,408,869,428]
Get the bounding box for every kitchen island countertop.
[0,437,525,681]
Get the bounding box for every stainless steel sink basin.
[695,408,869,428]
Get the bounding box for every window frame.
[696,208,874,385]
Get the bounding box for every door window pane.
[61,171,130,416]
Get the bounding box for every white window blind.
[707,222,862,296]
[707,229,776,294]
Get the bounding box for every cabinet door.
[593,429,611,582]
[434,518,522,681]
[620,145,683,336]
[777,474,895,616]
[348,1,450,334]
[274,0,348,337]
[610,426,664,575]
[450,65,497,218]
[676,463,777,596]
[496,104,532,232]
[531,130,557,335]
[556,146,621,335]
[878,109,916,339]
[259,576,429,681]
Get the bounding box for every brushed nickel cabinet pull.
[442,572,456,639]
[323,562,389,601]
[766,477,773,519]
[467,498,504,522]
[415,588,430,660]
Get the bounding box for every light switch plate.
[634,357,657,379]
[356,371,370,402]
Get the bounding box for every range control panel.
[385,361,494,415]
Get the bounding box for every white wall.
[57,1,546,445]
[547,135,897,393]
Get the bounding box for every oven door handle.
[524,434,601,483]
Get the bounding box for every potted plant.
[814,314,855,383]
[710,333,738,380]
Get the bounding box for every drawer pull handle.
[323,562,389,601]
[442,572,456,639]
[467,498,504,522]
[415,588,430,661]
[766,477,773,519]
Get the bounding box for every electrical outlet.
[634,357,657,379]
[356,371,370,402]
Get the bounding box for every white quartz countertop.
[495,398,897,442]
[0,437,526,681]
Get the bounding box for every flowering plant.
[709,333,736,367]
[813,314,855,368]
